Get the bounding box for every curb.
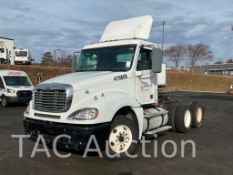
[178,90,226,94]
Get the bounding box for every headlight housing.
[68,108,98,120]
[6,88,16,94]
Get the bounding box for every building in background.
[0,36,14,65]
[195,63,233,76]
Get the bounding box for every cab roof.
[83,39,156,50]
[0,70,28,76]
[14,48,28,51]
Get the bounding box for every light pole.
[162,21,166,59]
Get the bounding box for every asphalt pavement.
[0,91,232,175]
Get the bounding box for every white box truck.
[24,16,205,157]
[0,37,14,65]
[14,48,32,65]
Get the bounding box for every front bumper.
[24,118,111,151]
[14,60,30,64]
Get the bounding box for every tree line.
[41,51,72,67]
[164,43,213,72]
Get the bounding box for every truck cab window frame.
[137,48,152,71]
[75,45,136,72]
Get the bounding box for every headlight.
[68,108,98,120]
[6,88,16,93]
[24,104,30,115]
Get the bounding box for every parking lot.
[0,91,232,175]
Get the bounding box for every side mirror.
[72,51,80,72]
[151,48,163,73]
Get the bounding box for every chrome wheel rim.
[196,107,203,123]
[184,110,191,128]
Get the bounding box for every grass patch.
[0,65,71,85]
[167,71,233,92]
[1,65,232,92]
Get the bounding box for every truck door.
[136,47,157,105]
[0,77,5,96]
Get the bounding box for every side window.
[0,48,4,53]
[0,77,5,89]
[137,48,152,71]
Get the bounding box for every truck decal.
[114,74,128,81]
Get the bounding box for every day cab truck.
[0,70,34,107]
[24,16,205,157]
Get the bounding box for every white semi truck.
[24,16,205,157]
[0,37,14,64]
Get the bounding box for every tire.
[166,103,179,132]
[1,96,9,107]
[174,104,192,133]
[105,114,139,158]
[190,102,205,128]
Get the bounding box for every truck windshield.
[15,51,28,57]
[0,48,4,53]
[3,76,32,86]
[75,45,136,72]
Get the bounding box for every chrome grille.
[34,83,73,113]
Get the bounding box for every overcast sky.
[0,0,232,63]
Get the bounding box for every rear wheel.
[106,114,138,158]
[190,102,205,128]
[174,104,192,133]
[1,96,9,107]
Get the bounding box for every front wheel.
[1,96,9,107]
[105,114,139,158]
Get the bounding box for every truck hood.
[6,85,34,91]
[42,71,121,90]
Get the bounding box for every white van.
[0,70,34,107]
[14,48,32,65]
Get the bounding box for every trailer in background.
[0,37,14,65]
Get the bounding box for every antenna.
[161,21,166,60]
